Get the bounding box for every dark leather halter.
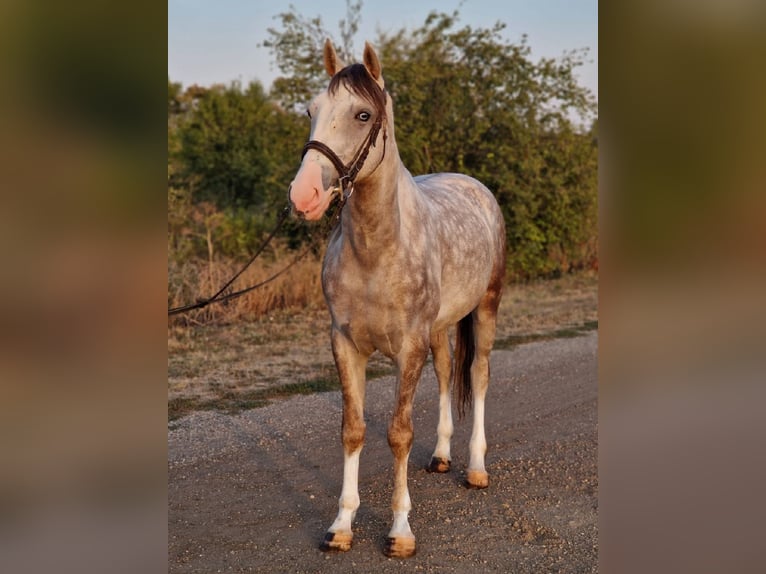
[301,113,387,201]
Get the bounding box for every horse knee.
[387,418,413,457]
[342,420,366,453]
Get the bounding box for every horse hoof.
[320,531,352,552]
[383,536,416,558]
[465,469,489,489]
[427,457,451,473]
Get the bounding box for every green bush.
[169,7,598,283]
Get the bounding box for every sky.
[168,0,597,100]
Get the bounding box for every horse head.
[289,39,390,220]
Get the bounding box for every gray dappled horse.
[288,39,506,558]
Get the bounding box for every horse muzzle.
[289,160,337,221]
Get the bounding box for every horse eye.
[356,111,371,122]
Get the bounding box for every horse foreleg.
[321,329,368,552]
[384,340,427,558]
[427,330,452,473]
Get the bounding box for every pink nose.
[289,160,330,220]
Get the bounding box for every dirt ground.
[168,273,598,572]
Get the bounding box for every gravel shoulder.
[169,331,598,573]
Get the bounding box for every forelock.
[327,63,387,116]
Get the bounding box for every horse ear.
[363,41,384,88]
[323,38,343,77]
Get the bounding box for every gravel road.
[169,331,597,573]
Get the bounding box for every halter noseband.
[301,112,386,202]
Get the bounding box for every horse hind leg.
[465,284,503,489]
[427,329,453,473]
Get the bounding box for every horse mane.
[328,64,387,119]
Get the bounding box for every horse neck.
[340,138,407,259]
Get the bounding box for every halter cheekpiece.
[301,97,387,207]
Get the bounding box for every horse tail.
[453,313,475,419]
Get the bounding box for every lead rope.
[167,199,344,318]
[168,205,290,316]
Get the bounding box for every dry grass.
[495,271,599,346]
[168,269,597,420]
[168,244,325,324]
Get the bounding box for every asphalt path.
[169,331,597,573]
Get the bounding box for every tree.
[169,80,312,260]
[263,0,363,111]
[176,81,304,213]
[262,7,598,279]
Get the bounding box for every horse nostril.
[287,185,302,214]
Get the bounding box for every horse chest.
[322,252,438,356]
[330,287,406,357]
